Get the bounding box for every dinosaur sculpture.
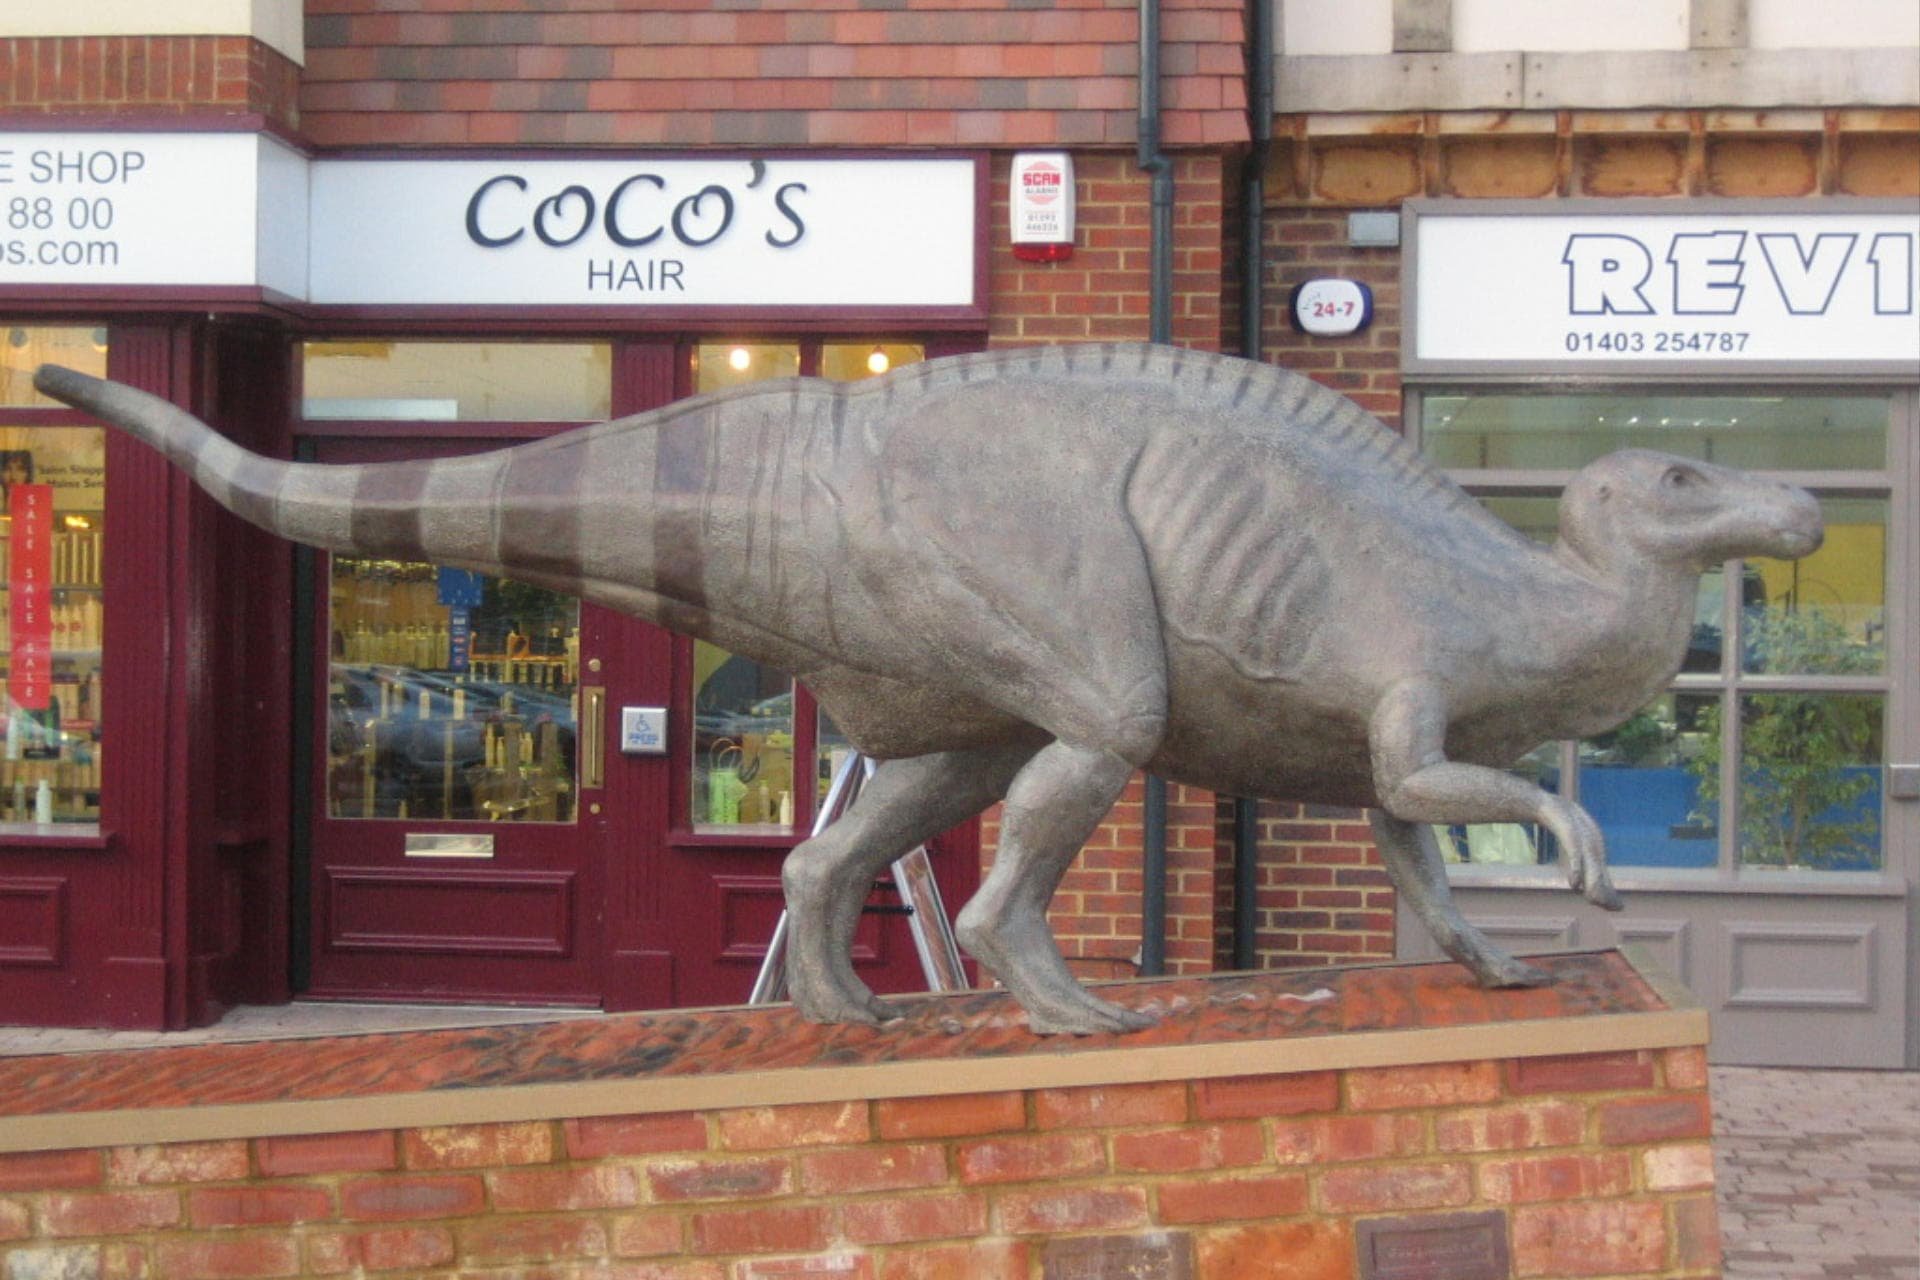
[36,345,1822,1034]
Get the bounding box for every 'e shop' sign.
[1412,205,1920,371]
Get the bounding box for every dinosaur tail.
[33,363,474,565]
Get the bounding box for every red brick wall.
[0,1047,1721,1279]
[0,37,300,126]
[979,149,1231,980]
[299,0,1247,150]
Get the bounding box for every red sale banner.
[8,483,53,711]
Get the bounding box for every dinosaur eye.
[1663,466,1698,489]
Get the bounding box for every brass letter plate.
[404,833,496,859]
[1357,1211,1510,1280]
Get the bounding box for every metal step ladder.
[748,751,969,1004]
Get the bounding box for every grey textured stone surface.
[36,344,1822,1034]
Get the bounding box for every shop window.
[1423,392,1887,471]
[682,340,924,834]
[327,559,579,823]
[1427,391,1892,875]
[2,326,108,831]
[302,341,611,421]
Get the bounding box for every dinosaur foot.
[786,964,901,1027]
[1023,988,1159,1037]
[1467,952,1553,989]
[957,907,1157,1036]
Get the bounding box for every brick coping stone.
[0,950,1700,1154]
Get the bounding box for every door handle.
[581,684,607,789]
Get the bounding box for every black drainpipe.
[1230,0,1275,971]
[1136,0,1172,978]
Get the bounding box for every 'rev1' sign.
[1409,201,1920,372]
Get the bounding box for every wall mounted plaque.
[1357,1211,1511,1280]
[1041,1231,1194,1280]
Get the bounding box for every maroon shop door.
[297,443,979,1012]
[300,435,666,1005]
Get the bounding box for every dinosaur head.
[1559,449,1824,575]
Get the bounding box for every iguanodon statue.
[36,345,1822,1034]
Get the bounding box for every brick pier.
[0,951,1718,1279]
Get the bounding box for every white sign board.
[0,132,304,292]
[309,157,977,308]
[0,133,977,312]
[1413,206,1920,369]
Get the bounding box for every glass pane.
[1439,741,1560,867]
[1,425,106,828]
[692,640,794,832]
[328,559,579,822]
[2,326,107,407]
[1581,693,1719,869]
[1741,498,1886,676]
[1423,393,1887,472]
[687,341,804,832]
[302,341,611,421]
[694,342,799,394]
[1735,694,1883,871]
[820,342,925,381]
[816,708,855,813]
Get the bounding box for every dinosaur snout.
[1771,483,1824,559]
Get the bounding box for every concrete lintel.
[1276,52,1523,112]
[1526,47,1920,110]
[1277,46,1920,114]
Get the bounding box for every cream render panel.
[1750,0,1920,49]
[1281,0,1394,56]
[0,0,303,65]
[1452,0,1688,52]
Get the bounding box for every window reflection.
[694,342,799,394]
[0,424,106,828]
[1578,692,1718,869]
[1423,393,1887,472]
[692,640,794,831]
[1732,694,1883,871]
[302,341,611,422]
[1742,498,1886,676]
[2,326,107,407]
[328,559,579,822]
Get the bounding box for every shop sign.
[0,131,978,313]
[0,132,303,293]
[308,156,977,308]
[1410,203,1920,371]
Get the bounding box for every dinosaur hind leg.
[955,739,1162,1035]
[782,744,1036,1026]
[1368,812,1550,988]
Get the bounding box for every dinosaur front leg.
[1368,812,1549,987]
[1370,680,1624,917]
[781,745,1035,1026]
[954,742,1158,1035]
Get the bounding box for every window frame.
[1408,379,1909,892]
[0,324,112,846]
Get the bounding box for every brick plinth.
[0,953,1717,1279]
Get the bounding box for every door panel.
[300,435,645,1005]
[1397,888,1909,1067]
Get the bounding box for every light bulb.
[866,347,890,375]
[728,347,753,372]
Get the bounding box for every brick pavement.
[1713,1066,1920,1279]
